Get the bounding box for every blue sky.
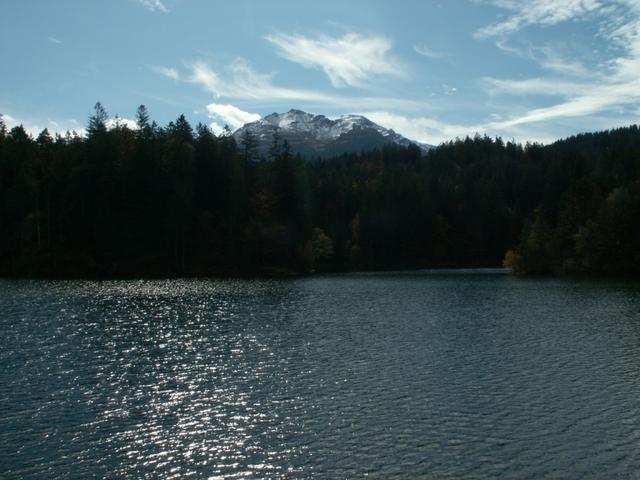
[1,0,639,144]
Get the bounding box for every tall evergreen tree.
[240,129,259,162]
[2,102,639,277]
[87,102,108,138]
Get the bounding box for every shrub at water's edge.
[505,182,640,275]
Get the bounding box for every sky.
[1,0,640,145]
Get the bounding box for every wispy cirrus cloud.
[482,77,588,96]
[488,79,640,128]
[47,36,62,44]
[136,0,168,13]
[206,103,261,135]
[264,32,403,88]
[492,39,592,78]
[474,0,640,129]
[474,0,603,39]
[534,45,591,77]
[413,44,446,59]
[188,58,338,104]
[151,65,180,81]
[185,57,436,113]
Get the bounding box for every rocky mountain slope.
[232,109,432,159]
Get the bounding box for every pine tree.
[240,129,259,162]
[0,113,6,139]
[268,129,282,161]
[87,102,108,138]
[135,104,150,130]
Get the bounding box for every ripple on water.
[1,273,640,478]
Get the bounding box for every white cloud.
[2,113,17,126]
[47,37,62,44]
[264,32,402,88]
[106,116,138,130]
[361,111,480,146]
[492,39,593,78]
[1,112,86,138]
[487,79,640,128]
[484,80,640,132]
[188,58,338,104]
[474,0,640,130]
[205,103,260,134]
[442,84,457,95]
[413,44,445,59]
[535,45,591,76]
[5,112,134,136]
[475,0,603,39]
[2,112,46,137]
[151,65,180,81]
[136,0,168,13]
[361,110,575,145]
[186,57,433,113]
[482,77,588,96]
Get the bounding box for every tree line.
[1,103,639,277]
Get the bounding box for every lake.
[1,271,639,478]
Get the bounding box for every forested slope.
[1,103,638,276]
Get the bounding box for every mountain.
[232,109,433,159]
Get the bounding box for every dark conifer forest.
[1,103,639,277]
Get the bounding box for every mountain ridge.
[232,109,432,159]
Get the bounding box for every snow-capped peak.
[233,109,432,159]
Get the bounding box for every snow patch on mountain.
[233,109,432,159]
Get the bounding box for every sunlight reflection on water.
[1,273,640,478]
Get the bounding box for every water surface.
[1,272,640,478]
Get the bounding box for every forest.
[1,103,639,277]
